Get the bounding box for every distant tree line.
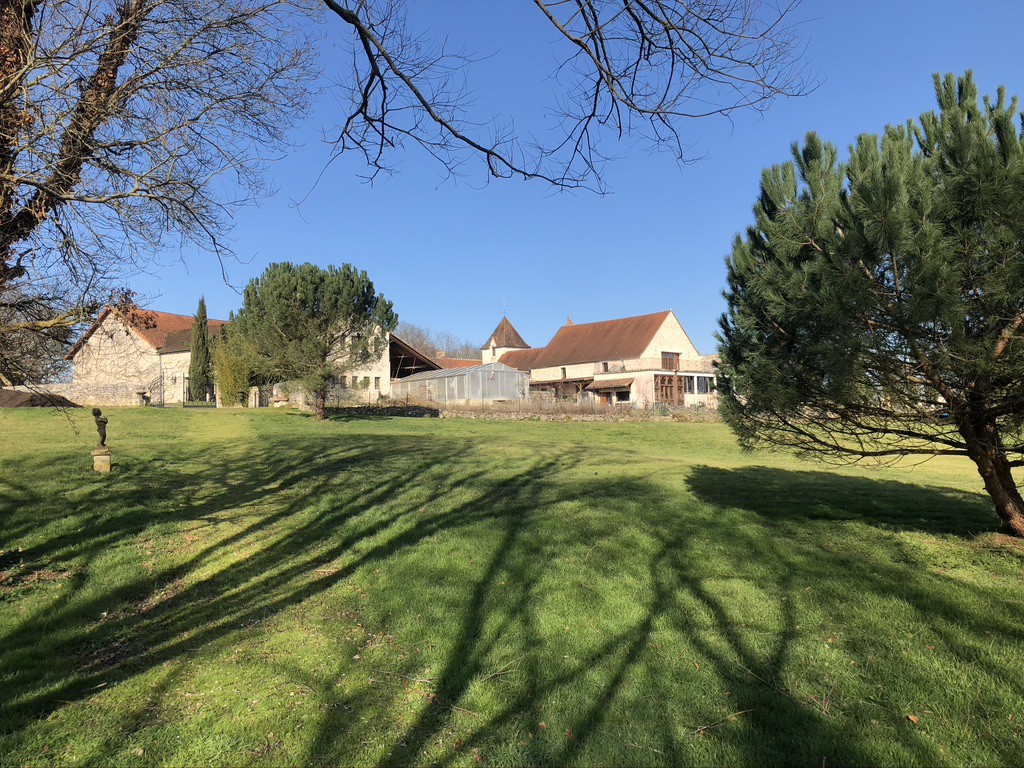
[396,322,478,360]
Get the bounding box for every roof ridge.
[127,307,229,325]
[553,310,671,330]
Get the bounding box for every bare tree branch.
[321,0,813,190]
[0,0,316,384]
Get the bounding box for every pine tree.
[231,263,397,420]
[719,71,1024,536]
[188,297,213,402]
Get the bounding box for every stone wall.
[11,382,149,407]
[71,312,163,398]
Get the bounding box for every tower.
[481,316,530,363]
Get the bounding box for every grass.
[1,407,1022,766]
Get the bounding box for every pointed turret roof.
[481,316,529,350]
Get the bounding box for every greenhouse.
[391,362,529,404]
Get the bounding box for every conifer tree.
[231,263,396,420]
[719,72,1024,536]
[211,325,251,407]
[188,297,213,402]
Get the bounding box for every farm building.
[59,306,439,406]
[391,363,529,404]
[484,312,718,408]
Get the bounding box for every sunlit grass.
[1,407,1022,766]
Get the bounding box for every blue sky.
[131,0,1024,355]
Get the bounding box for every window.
[697,376,714,394]
[615,389,630,403]
[561,367,567,379]
[351,375,358,387]
[662,352,680,370]
[602,362,609,373]
[363,376,370,387]
[374,377,381,390]
[684,376,695,394]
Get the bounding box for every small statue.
[92,407,108,448]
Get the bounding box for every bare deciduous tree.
[0,0,315,386]
[397,320,477,359]
[323,0,811,189]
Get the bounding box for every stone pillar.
[92,447,112,473]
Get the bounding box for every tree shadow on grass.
[686,464,997,537]
[356,467,1013,767]
[285,405,441,422]
[0,430,479,724]
[2,434,1023,766]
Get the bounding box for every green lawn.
[1,408,1022,766]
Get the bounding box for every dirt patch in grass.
[975,532,1024,556]
[0,566,75,595]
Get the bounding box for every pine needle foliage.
[231,263,397,420]
[187,297,213,402]
[718,71,1024,536]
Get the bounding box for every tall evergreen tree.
[719,72,1024,536]
[188,297,213,402]
[231,263,397,420]
[211,324,251,407]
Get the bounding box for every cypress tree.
[188,297,213,401]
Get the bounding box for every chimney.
[566,316,573,325]
[436,349,446,358]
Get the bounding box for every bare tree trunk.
[315,391,327,421]
[0,0,36,275]
[962,418,1024,536]
[971,447,1024,536]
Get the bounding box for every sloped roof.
[389,334,442,378]
[67,306,227,359]
[395,362,525,384]
[435,357,481,369]
[124,308,227,354]
[529,311,672,368]
[481,317,529,350]
[497,347,546,372]
[585,378,634,390]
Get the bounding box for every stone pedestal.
[92,447,112,473]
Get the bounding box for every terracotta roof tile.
[435,357,481,369]
[498,347,546,372]
[68,306,227,359]
[481,317,529,350]
[529,311,671,368]
[124,309,227,354]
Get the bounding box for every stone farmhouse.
[58,305,716,408]
[63,306,228,405]
[438,311,718,408]
[61,306,438,406]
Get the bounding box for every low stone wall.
[12,383,148,407]
[437,407,720,423]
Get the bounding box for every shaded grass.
[0,408,1022,766]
